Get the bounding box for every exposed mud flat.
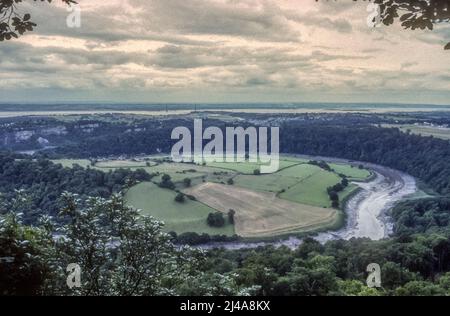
[314,165,416,243]
[198,158,417,250]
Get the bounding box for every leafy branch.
[318,0,450,49]
[0,0,76,41]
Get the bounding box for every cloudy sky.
[0,0,449,104]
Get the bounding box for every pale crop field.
[183,182,338,238]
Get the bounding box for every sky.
[0,0,449,105]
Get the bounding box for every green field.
[95,160,157,168]
[329,163,371,181]
[231,162,368,208]
[54,159,92,168]
[233,164,323,193]
[279,169,342,208]
[125,182,235,236]
[205,158,305,174]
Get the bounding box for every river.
[198,158,417,250]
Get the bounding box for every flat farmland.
[329,163,371,181]
[95,160,157,168]
[383,124,450,140]
[183,182,338,238]
[233,164,323,194]
[53,155,370,238]
[53,159,92,168]
[279,169,342,208]
[205,158,305,174]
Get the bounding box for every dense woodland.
[392,198,450,236]
[0,153,151,224]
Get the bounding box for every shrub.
[175,193,185,203]
[207,212,226,227]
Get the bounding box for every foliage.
[159,174,175,190]
[228,209,235,225]
[392,198,450,235]
[0,192,210,296]
[183,178,191,188]
[354,0,450,49]
[207,212,226,228]
[0,153,151,224]
[0,0,75,41]
[0,211,58,295]
[174,192,185,203]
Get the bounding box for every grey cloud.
[287,14,353,33]
[19,2,219,46]
[0,0,449,104]
[246,77,274,86]
[130,0,301,42]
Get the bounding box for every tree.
[0,192,208,296]
[228,209,236,224]
[438,272,450,295]
[328,190,339,202]
[207,212,225,228]
[159,174,175,190]
[395,281,446,296]
[381,261,418,289]
[175,192,185,203]
[0,212,58,295]
[183,178,191,188]
[337,280,382,296]
[331,200,340,209]
[0,0,76,42]
[57,193,204,295]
